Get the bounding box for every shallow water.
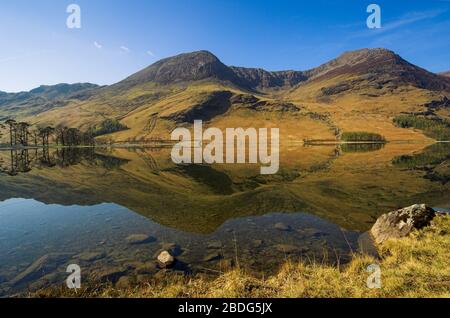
[0,143,448,296]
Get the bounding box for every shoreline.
[29,213,450,298]
[0,139,447,151]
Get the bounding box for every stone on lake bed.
[136,263,159,275]
[125,234,155,245]
[274,222,291,231]
[76,251,106,262]
[274,244,309,254]
[160,243,183,256]
[206,241,223,249]
[252,239,264,247]
[10,253,71,287]
[157,251,175,268]
[93,266,127,283]
[203,252,223,262]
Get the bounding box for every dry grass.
[33,215,450,298]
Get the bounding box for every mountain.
[1,48,449,143]
[440,71,450,78]
[117,51,239,88]
[301,48,449,92]
[0,83,99,120]
[117,50,307,91]
[230,67,306,91]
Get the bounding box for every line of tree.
[55,126,95,146]
[1,119,95,147]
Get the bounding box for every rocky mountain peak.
[120,50,238,86]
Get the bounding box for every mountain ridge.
[1,48,449,144]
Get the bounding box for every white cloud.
[120,46,130,53]
[94,41,102,49]
[146,50,155,57]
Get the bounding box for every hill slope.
[0,83,99,120]
[1,49,449,143]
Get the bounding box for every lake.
[0,142,448,296]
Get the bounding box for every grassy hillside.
[1,49,449,144]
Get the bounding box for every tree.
[17,122,31,146]
[55,126,68,146]
[38,126,54,147]
[0,122,5,141]
[5,119,17,146]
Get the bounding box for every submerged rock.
[136,263,159,275]
[274,222,291,231]
[206,241,223,249]
[203,252,223,262]
[157,251,175,268]
[10,253,71,287]
[126,234,155,245]
[274,244,309,254]
[252,239,264,248]
[160,243,183,256]
[93,266,127,283]
[76,251,106,262]
[274,244,299,254]
[371,204,436,244]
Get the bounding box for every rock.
[371,204,436,244]
[203,252,223,262]
[76,251,106,262]
[252,240,264,248]
[312,231,328,238]
[115,276,132,289]
[136,263,158,275]
[274,222,291,231]
[93,266,126,284]
[274,244,308,254]
[157,251,175,268]
[126,234,155,245]
[160,243,183,256]
[10,253,70,287]
[206,241,223,249]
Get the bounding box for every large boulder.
[371,204,436,244]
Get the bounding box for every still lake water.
[0,142,448,296]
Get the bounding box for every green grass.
[341,131,386,142]
[393,115,450,141]
[89,119,129,137]
[393,143,450,170]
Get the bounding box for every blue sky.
[0,0,449,92]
